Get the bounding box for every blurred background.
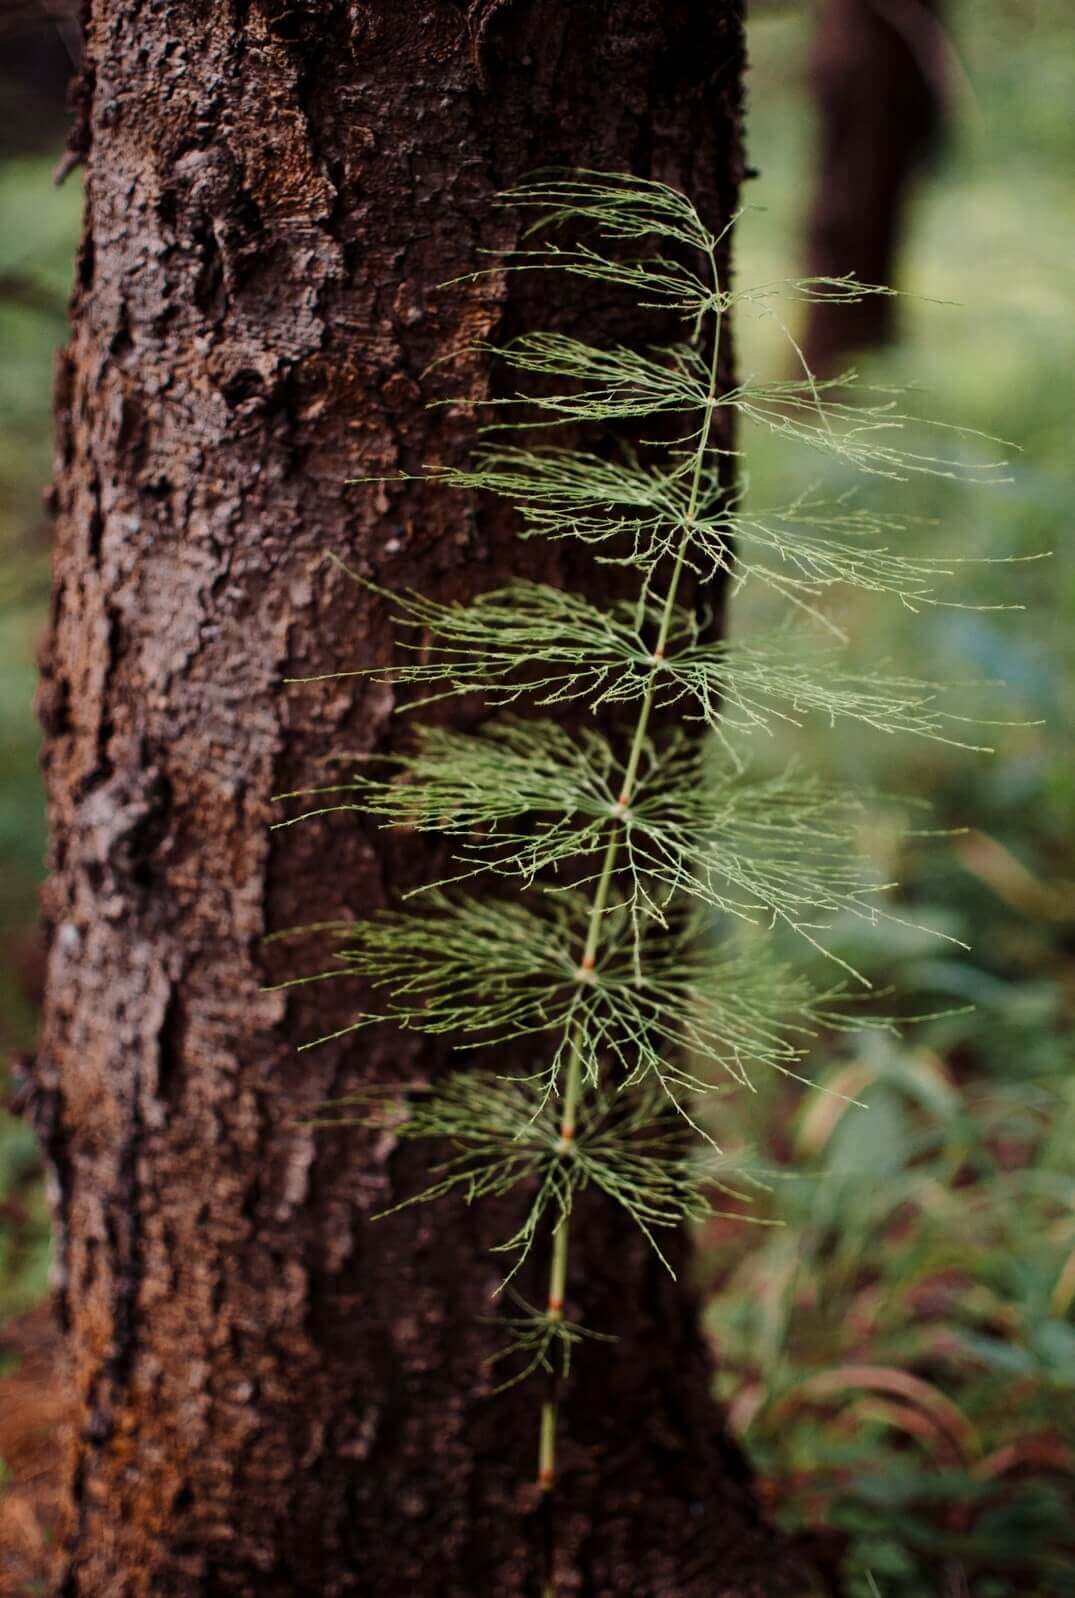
[0,2,1071,1594]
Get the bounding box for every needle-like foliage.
[309,579,992,750]
[279,171,1007,1565]
[280,724,910,970]
[274,891,881,1101]
[324,1072,758,1278]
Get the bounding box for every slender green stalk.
[535,252,724,1591]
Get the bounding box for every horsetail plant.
[275,173,1011,1596]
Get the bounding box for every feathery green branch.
[278,170,1009,1591]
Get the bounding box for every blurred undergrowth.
[703,3,1075,1594]
[0,156,78,1327]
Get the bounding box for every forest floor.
[0,1307,62,1597]
[1,3,1073,1595]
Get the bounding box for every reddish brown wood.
[33,3,801,1593]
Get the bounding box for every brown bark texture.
[31,3,798,1595]
[803,0,948,373]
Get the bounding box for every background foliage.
[705,3,1075,1593]
[0,157,77,1327]
[0,2,1072,1594]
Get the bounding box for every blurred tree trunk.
[803,0,948,373]
[32,3,797,1595]
[0,4,79,153]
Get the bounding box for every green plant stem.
[536,251,723,1592]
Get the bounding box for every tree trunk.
[802,0,948,373]
[33,3,797,1594]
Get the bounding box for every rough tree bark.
[32,3,799,1595]
[803,0,948,373]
